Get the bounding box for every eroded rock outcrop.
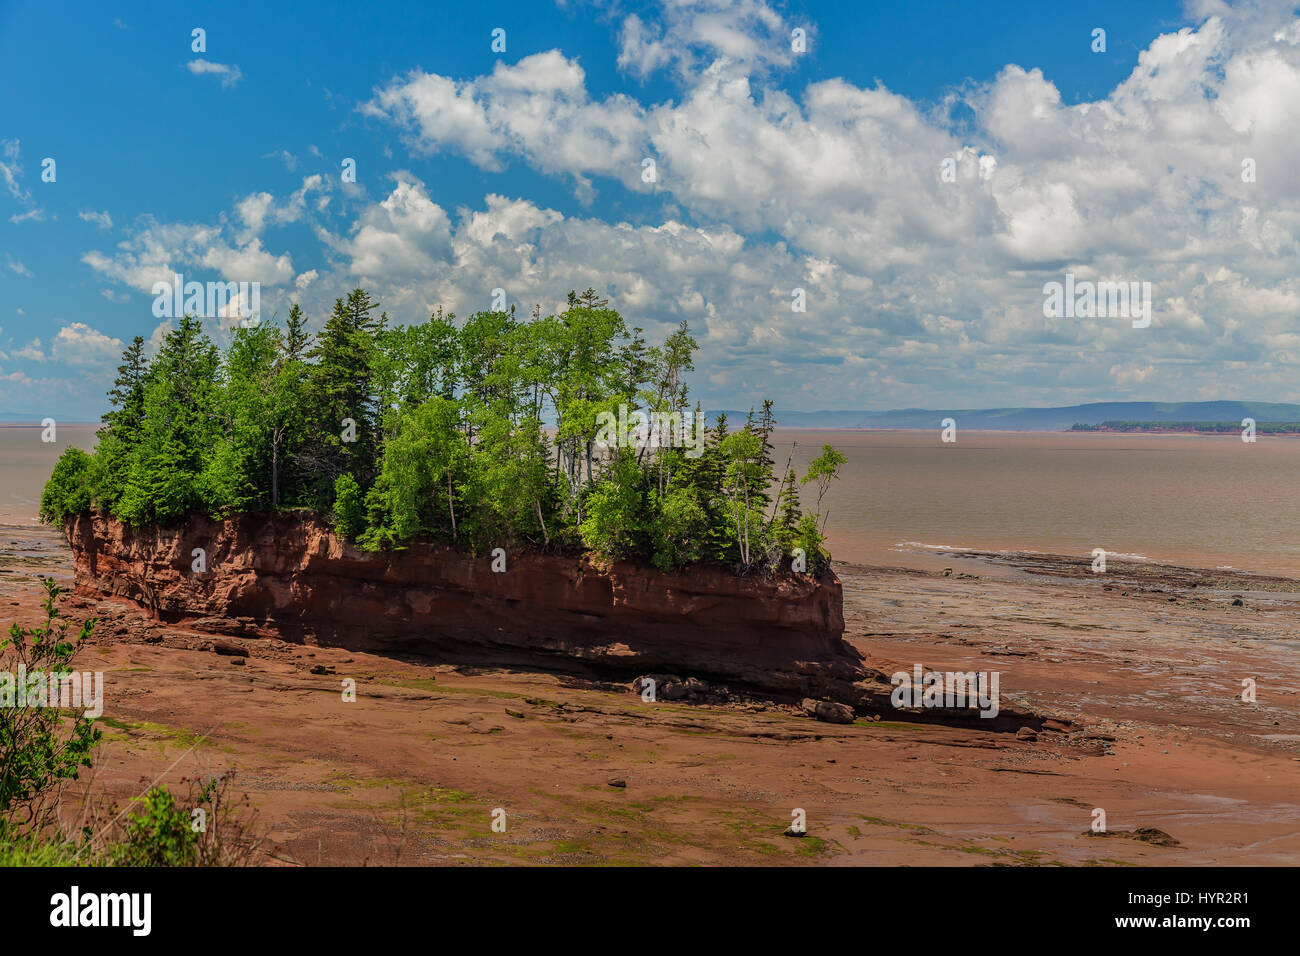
[65,511,879,706]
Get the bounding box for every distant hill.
[714,402,1300,431]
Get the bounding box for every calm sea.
[774,429,1300,577]
[4,425,1299,577]
[0,424,99,524]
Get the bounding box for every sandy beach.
[4,518,1297,866]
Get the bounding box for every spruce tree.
[103,336,148,432]
[285,303,311,361]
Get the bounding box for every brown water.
[4,425,1298,577]
[0,424,99,523]
[773,429,1300,577]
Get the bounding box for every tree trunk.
[271,427,280,509]
[534,499,549,547]
[447,471,457,539]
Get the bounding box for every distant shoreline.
[770,425,1300,435]
[0,421,99,427]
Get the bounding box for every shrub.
[0,579,101,833]
[104,773,263,867]
[331,473,365,540]
[39,447,93,523]
[792,512,830,576]
[649,487,707,571]
[108,786,199,866]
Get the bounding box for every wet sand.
[3,521,1297,865]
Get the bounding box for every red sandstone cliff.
[65,511,879,705]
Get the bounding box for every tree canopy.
[42,288,843,575]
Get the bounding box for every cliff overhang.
[64,511,880,707]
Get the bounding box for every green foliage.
[39,447,93,523]
[775,467,803,544]
[105,774,260,867]
[332,474,365,541]
[0,579,101,831]
[580,449,646,562]
[108,786,199,867]
[0,829,87,865]
[802,443,848,533]
[114,316,222,525]
[361,396,468,549]
[42,287,844,575]
[792,512,829,575]
[649,486,708,570]
[299,289,385,504]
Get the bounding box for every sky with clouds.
[2,0,1298,420]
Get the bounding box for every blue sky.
[5,0,1298,420]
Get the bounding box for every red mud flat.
[3,521,1299,865]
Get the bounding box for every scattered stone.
[607,778,627,788]
[1232,597,1244,606]
[211,640,248,657]
[309,664,334,675]
[682,677,709,697]
[1016,727,1038,741]
[782,826,807,838]
[505,708,525,719]
[1133,827,1185,848]
[1085,827,1180,847]
[230,658,245,666]
[801,698,855,724]
[661,681,688,700]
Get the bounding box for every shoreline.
[858,545,1300,592]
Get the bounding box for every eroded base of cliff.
[62,510,878,712]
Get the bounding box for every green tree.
[103,335,148,433]
[284,302,312,361]
[579,448,645,562]
[39,447,92,524]
[39,285,839,577]
[298,289,385,506]
[200,322,283,512]
[115,316,221,526]
[801,443,848,533]
[361,395,468,549]
[332,474,365,540]
[719,430,764,568]
[649,486,707,571]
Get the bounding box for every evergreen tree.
[777,467,803,537]
[103,336,148,431]
[115,316,221,525]
[41,285,843,575]
[298,289,384,505]
[284,303,312,361]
